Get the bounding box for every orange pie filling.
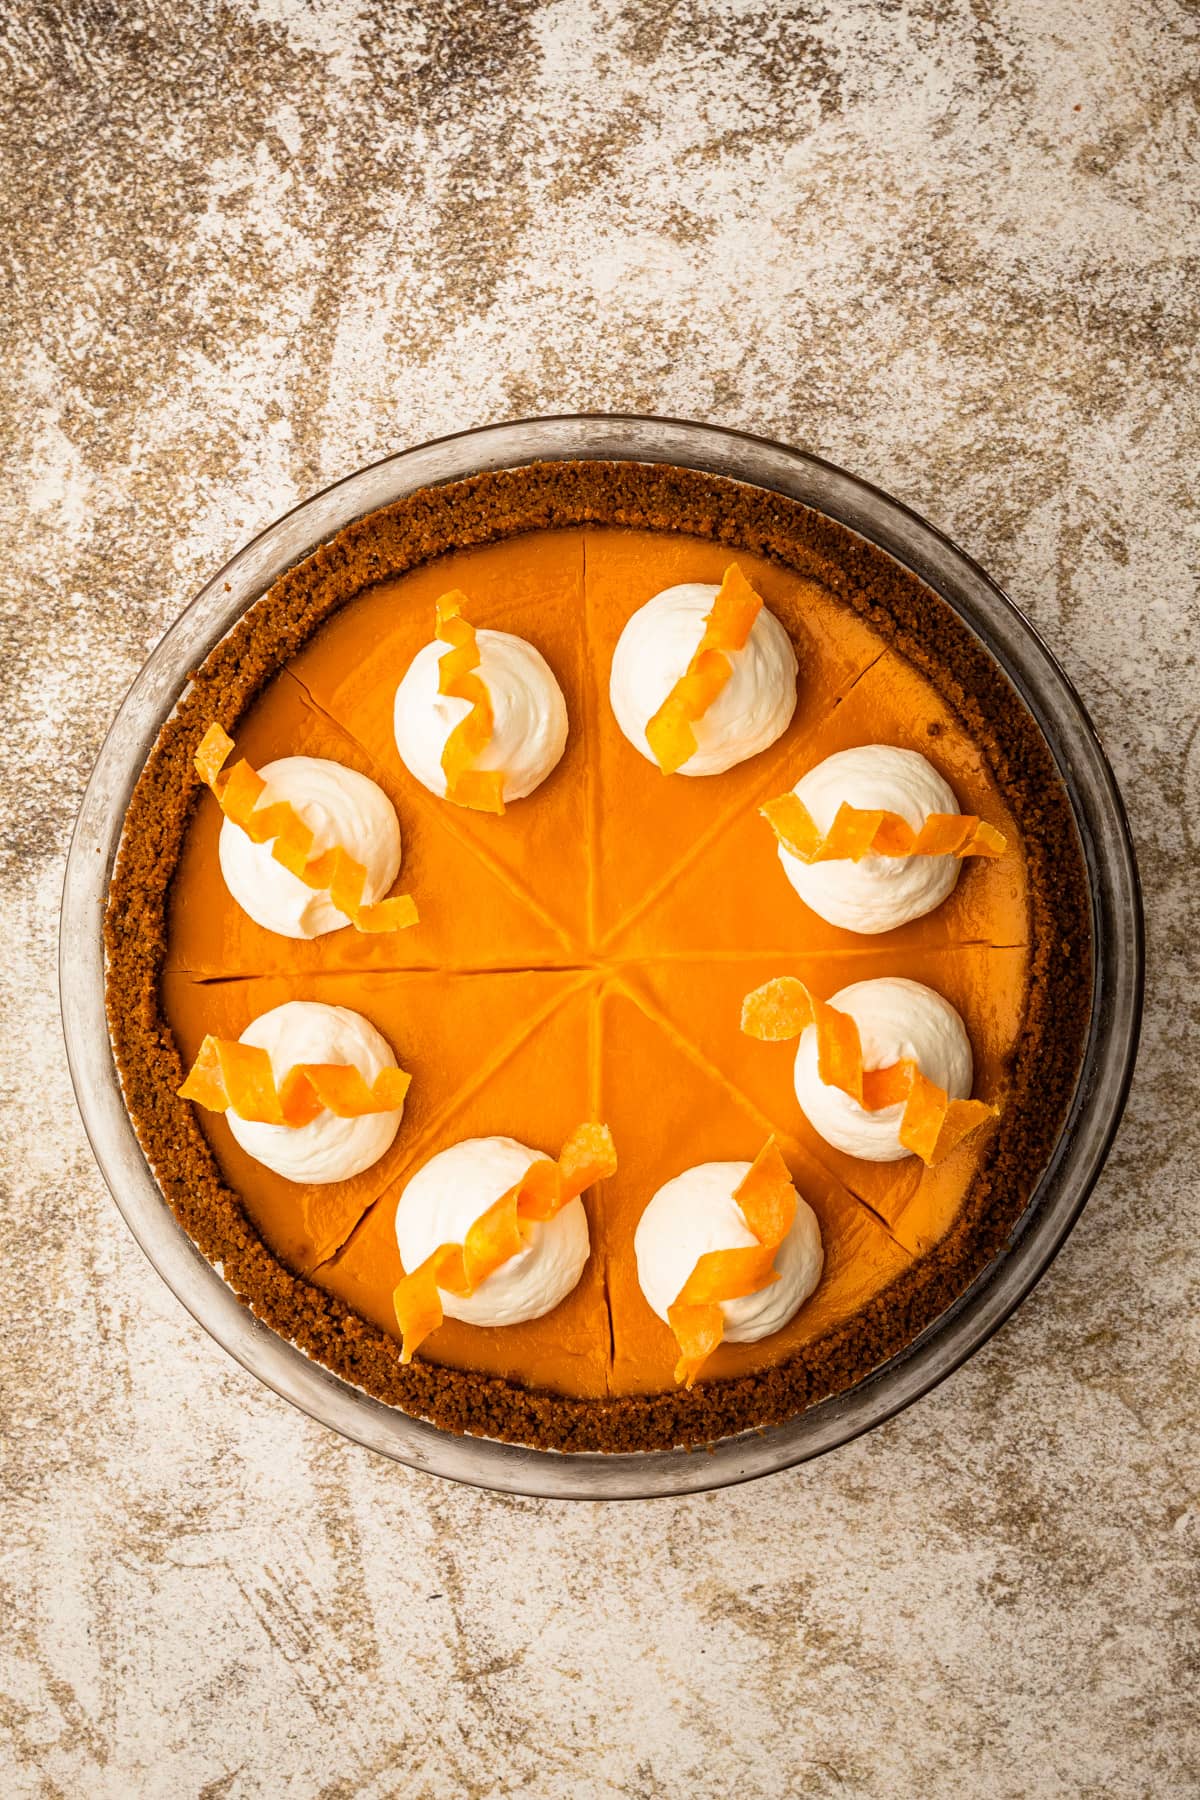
[161,526,1031,1403]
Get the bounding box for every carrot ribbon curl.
[196,723,418,933]
[179,1035,411,1128]
[645,563,764,775]
[435,591,506,815]
[667,1137,799,1387]
[761,791,1006,864]
[741,977,995,1167]
[392,1123,617,1362]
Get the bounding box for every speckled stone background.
[3,1,1198,1794]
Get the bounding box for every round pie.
[105,460,1090,1452]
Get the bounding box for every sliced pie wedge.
[163,968,585,1273]
[313,981,610,1397]
[607,646,1029,959]
[630,947,1026,1256]
[286,529,591,946]
[166,668,568,976]
[583,527,890,950]
[593,980,911,1395]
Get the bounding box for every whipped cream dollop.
[218,755,402,939]
[634,1160,823,1342]
[779,744,962,933]
[394,1136,590,1327]
[794,977,973,1161]
[393,631,569,804]
[610,583,797,776]
[226,1001,406,1184]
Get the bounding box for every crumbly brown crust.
[105,460,1091,1453]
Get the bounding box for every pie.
[106,460,1090,1452]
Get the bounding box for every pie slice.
[313,980,610,1397]
[594,980,911,1395]
[583,527,890,949]
[286,529,591,947]
[162,968,584,1272]
[607,647,1029,960]
[629,947,1027,1255]
[165,668,568,976]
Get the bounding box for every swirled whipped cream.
[794,977,973,1161]
[393,631,569,804]
[610,583,797,775]
[394,1136,590,1327]
[227,1000,406,1184]
[634,1160,823,1341]
[218,755,402,939]
[779,745,962,933]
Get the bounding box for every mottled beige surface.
[2,1,1198,1794]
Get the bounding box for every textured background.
[3,1,1198,1795]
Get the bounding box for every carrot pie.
[105,461,1090,1451]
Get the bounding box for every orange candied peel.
[195,723,418,933]
[667,1137,799,1387]
[761,790,1007,864]
[392,1123,618,1362]
[435,591,506,815]
[741,976,996,1166]
[644,562,764,775]
[178,1035,411,1128]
